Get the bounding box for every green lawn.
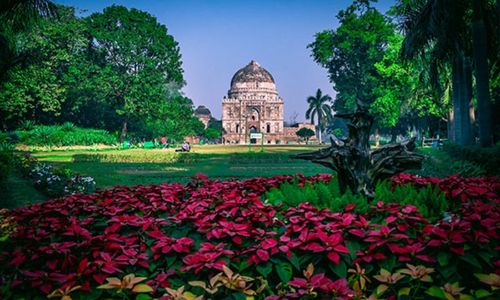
[3,145,454,209]
[32,145,331,188]
[1,171,48,209]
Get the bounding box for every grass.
[3,145,454,209]
[32,145,330,188]
[1,171,47,209]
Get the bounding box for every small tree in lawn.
[296,128,315,144]
[205,128,221,143]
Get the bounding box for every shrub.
[450,160,486,177]
[375,180,448,220]
[443,144,500,176]
[73,152,200,164]
[13,152,96,197]
[0,150,13,190]
[264,176,369,213]
[265,176,449,219]
[16,124,117,146]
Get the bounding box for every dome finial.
[249,60,259,66]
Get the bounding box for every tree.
[296,0,423,199]
[308,0,394,113]
[472,0,494,146]
[296,127,315,144]
[372,33,450,140]
[0,5,85,128]
[399,0,472,146]
[86,5,184,141]
[0,0,57,83]
[305,88,333,143]
[205,128,221,143]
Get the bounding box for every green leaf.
[437,252,449,266]
[237,260,251,273]
[136,294,153,300]
[132,284,153,293]
[231,292,247,300]
[376,284,389,296]
[475,289,492,299]
[379,255,397,271]
[148,262,157,272]
[460,254,482,269]
[426,286,446,299]
[329,259,347,278]
[256,262,273,277]
[398,287,411,297]
[346,241,361,259]
[276,262,293,283]
[288,252,301,271]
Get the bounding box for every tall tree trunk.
[463,56,474,145]
[447,110,454,141]
[318,115,323,144]
[120,118,128,143]
[452,53,473,146]
[472,0,493,146]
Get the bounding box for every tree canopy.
[0,5,203,141]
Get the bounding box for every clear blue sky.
[55,0,394,122]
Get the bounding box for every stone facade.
[222,60,285,144]
[222,60,317,144]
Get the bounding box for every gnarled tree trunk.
[292,109,423,199]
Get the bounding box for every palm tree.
[305,88,333,144]
[472,0,493,146]
[0,0,57,83]
[399,0,496,146]
[399,0,473,146]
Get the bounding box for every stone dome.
[230,60,275,89]
[194,105,211,116]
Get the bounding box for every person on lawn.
[160,136,168,149]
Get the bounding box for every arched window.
[266,123,271,133]
[236,124,240,133]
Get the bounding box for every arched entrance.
[249,126,258,144]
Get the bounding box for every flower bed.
[16,152,96,197]
[0,173,499,299]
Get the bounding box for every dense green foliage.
[16,123,117,146]
[0,5,203,142]
[397,0,499,146]
[309,0,498,145]
[443,144,500,176]
[308,0,393,113]
[264,177,448,219]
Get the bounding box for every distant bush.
[73,152,200,164]
[16,124,117,146]
[0,150,14,190]
[450,160,486,177]
[443,144,500,176]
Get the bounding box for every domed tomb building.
[222,60,285,144]
[194,105,212,129]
